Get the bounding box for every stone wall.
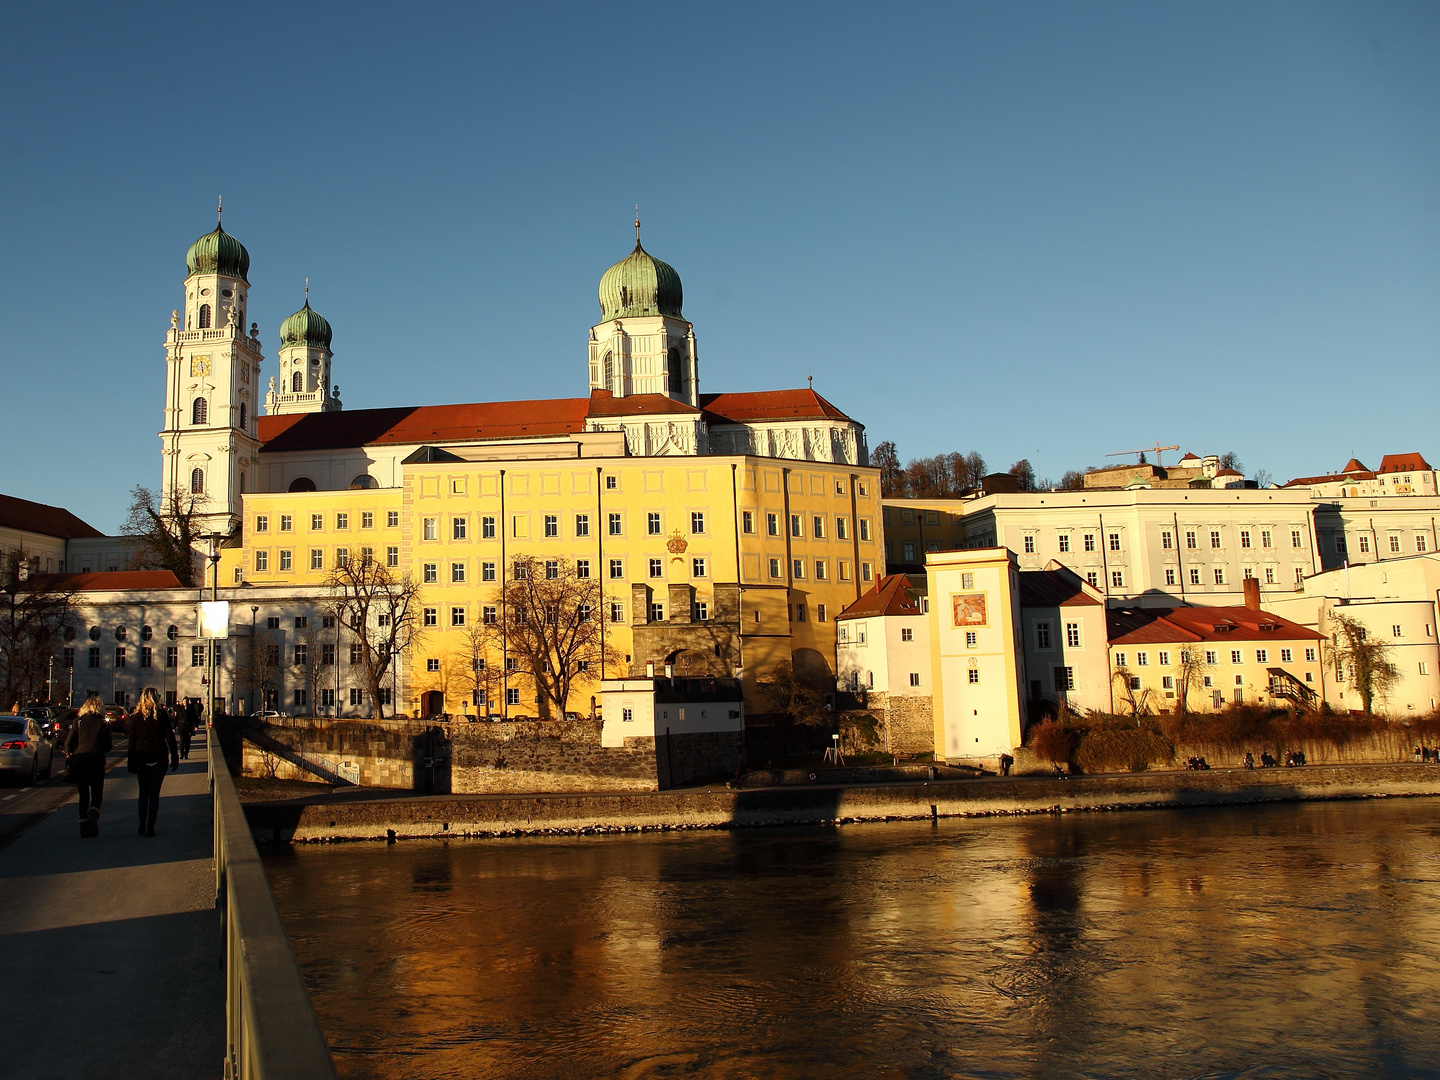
[864,692,935,755]
[656,730,743,788]
[450,720,658,794]
[241,718,440,790]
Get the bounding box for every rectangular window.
[769,557,782,578]
[544,515,558,538]
[861,562,874,582]
[1204,650,1218,665]
[295,643,309,667]
[1165,568,1176,586]
[813,559,827,581]
[811,515,824,539]
[1058,534,1070,553]
[480,606,497,625]
[902,542,916,562]
[1240,530,1251,549]
[1336,535,1347,555]
[1280,648,1293,663]
[908,672,921,687]
[1111,569,1124,588]
[361,511,374,529]
[474,561,491,582]
[451,563,467,583]
[451,607,466,626]
[349,643,363,666]
[1162,675,1173,690]
[306,548,320,571]
[1115,652,1127,669]
[423,518,437,541]
[1189,567,1200,585]
[335,547,349,567]
[190,645,205,667]
[1023,535,1036,554]
[605,475,618,490]
[453,517,467,540]
[968,668,980,684]
[336,513,349,530]
[1292,530,1303,549]
[255,515,269,533]
[386,546,398,567]
[1390,535,1402,553]
[348,688,363,707]
[426,658,440,672]
[309,513,324,531]
[965,630,977,647]
[424,563,438,583]
[767,513,780,536]
[111,646,126,668]
[836,518,848,540]
[790,514,803,538]
[293,688,308,710]
[1065,622,1081,648]
[1054,666,1074,691]
[1136,652,1148,666]
[692,511,706,534]
[1230,650,1243,664]
[646,557,663,578]
[1393,623,1403,637]
[1084,533,1095,552]
[1305,648,1317,663]
[506,688,520,707]
[794,604,806,622]
[280,515,293,532]
[279,549,293,571]
[423,607,437,627]
[1108,532,1121,552]
[792,558,805,579]
[693,602,709,622]
[87,646,100,669]
[545,560,559,579]
[859,519,871,542]
[610,602,624,623]
[267,617,281,629]
[575,559,591,579]
[255,550,269,571]
[692,557,707,577]
[387,510,400,528]
[649,602,664,622]
[575,514,590,537]
[1086,571,1099,587]
[1418,535,1429,553]
[1161,530,1173,550]
[1210,530,1222,549]
[1261,530,1272,548]
[1036,622,1050,649]
[608,512,622,536]
[480,516,496,539]
[1159,651,1170,666]
[1214,567,1225,585]
[164,646,177,669]
[1358,535,1370,553]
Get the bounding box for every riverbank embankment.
[242,762,1440,842]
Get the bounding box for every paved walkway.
[0,732,223,1080]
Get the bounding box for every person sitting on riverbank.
[1243,752,1255,770]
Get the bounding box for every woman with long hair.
[128,688,178,837]
[64,694,112,838]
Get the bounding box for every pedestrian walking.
[64,694,112,838]
[128,688,178,837]
[173,702,194,760]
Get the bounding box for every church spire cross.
[634,205,641,246]
[304,277,309,304]
[217,195,223,225]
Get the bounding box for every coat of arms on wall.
[666,529,688,555]
[951,593,987,628]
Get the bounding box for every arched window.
[667,347,682,393]
[239,403,247,431]
[602,351,613,390]
[291,371,303,393]
[192,397,207,425]
[190,468,205,494]
[198,303,212,329]
[288,476,317,493]
[350,474,378,490]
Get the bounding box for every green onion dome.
[598,239,683,321]
[185,223,250,282]
[279,300,332,351]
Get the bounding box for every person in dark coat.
[173,702,195,760]
[128,688,179,837]
[64,694,112,838]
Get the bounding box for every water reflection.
[265,801,1440,1080]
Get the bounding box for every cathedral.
[153,212,882,718]
[160,212,869,536]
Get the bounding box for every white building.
[835,574,934,752]
[927,548,1028,768]
[1017,563,1111,715]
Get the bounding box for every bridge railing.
[211,738,338,1080]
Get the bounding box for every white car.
[0,716,54,784]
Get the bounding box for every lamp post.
[207,533,222,727]
[250,605,259,715]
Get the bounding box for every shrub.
[1030,720,1079,766]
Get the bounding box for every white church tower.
[159,206,263,535]
[264,283,341,415]
[587,217,699,405]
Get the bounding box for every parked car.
[250,709,288,722]
[0,716,54,784]
[104,705,129,734]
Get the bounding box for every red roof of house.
[1378,452,1432,474]
[257,387,857,454]
[1179,452,1199,461]
[837,574,924,620]
[1107,605,1323,646]
[1341,458,1370,474]
[16,570,183,593]
[1018,568,1101,608]
[1214,467,1243,477]
[258,399,592,453]
[1283,469,1377,488]
[700,388,854,424]
[0,493,103,540]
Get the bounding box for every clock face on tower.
[190,355,212,378]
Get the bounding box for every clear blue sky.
[2,2,1436,530]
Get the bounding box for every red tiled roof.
[1107,605,1322,647]
[1179,452,1199,461]
[586,389,699,418]
[1378,452,1433,474]
[1214,467,1243,477]
[700,388,854,424]
[0,493,103,540]
[258,399,592,453]
[1341,458,1371,474]
[1283,470,1376,488]
[837,574,924,620]
[17,570,183,593]
[1019,569,1101,608]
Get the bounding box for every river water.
[264,799,1440,1079]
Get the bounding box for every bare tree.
[1059,469,1089,491]
[1112,667,1155,719]
[1173,646,1210,718]
[1253,468,1273,488]
[458,621,503,717]
[1218,451,1244,474]
[871,441,905,496]
[1328,612,1399,715]
[501,555,603,719]
[756,658,830,729]
[325,555,422,719]
[242,628,283,714]
[121,485,207,587]
[1009,459,1037,492]
[0,549,78,708]
[959,451,987,490]
[291,622,329,717]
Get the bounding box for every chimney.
[1243,576,1261,611]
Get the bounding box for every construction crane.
[1106,443,1180,467]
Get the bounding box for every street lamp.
[250,605,259,715]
